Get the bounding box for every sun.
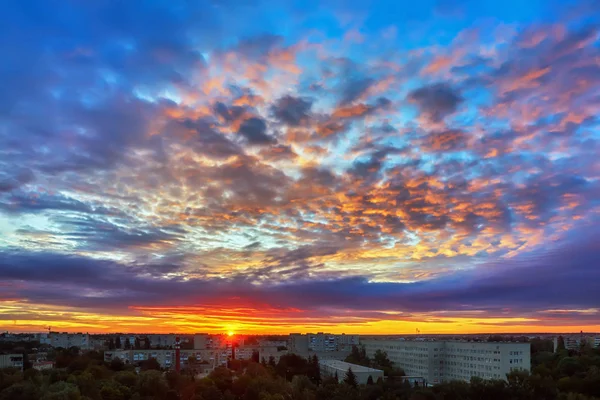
[227,330,235,337]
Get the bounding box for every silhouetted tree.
[367,375,374,385]
[557,336,566,352]
[344,367,358,388]
[114,336,121,349]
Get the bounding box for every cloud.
[1,229,598,320]
[271,95,313,126]
[408,83,463,122]
[238,117,276,145]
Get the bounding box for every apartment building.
[553,335,600,351]
[289,333,360,353]
[49,332,90,349]
[337,334,360,351]
[234,346,286,363]
[104,348,226,369]
[0,354,24,370]
[289,334,309,354]
[362,340,530,385]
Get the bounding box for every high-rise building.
[289,333,359,353]
[49,332,90,349]
[0,354,24,370]
[362,340,530,385]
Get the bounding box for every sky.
[0,0,599,335]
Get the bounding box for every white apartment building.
[234,346,286,363]
[289,334,309,354]
[289,333,360,353]
[49,332,90,350]
[146,334,177,348]
[104,348,226,369]
[362,340,530,385]
[0,354,24,370]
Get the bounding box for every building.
[146,334,177,348]
[33,361,54,371]
[553,335,600,351]
[259,340,288,348]
[362,340,530,385]
[337,334,360,351]
[194,334,209,350]
[49,332,90,349]
[289,333,360,353]
[234,346,286,364]
[0,354,24,370]
[104,349,225,370]
[289,334,309,354]
[319,360,384,385]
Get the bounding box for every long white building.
[48,332,90,349]
[319,360,384,385]
[362,340,530,385]
[289,333,359,353]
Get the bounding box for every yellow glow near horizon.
[227,330,235,337]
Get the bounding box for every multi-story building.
[553,334,600,352]
[0,354,24,370]
[234,346,286,363]
[146,334,177,348]
[289,333,360,353]
[259,340,288,348]
[49,332,90,349]
[309,333,338,352]
[362,340,530,385]
[337,334,360,351]
[289,334,309,354]
[104,349,225,370]
[194,334,209,350]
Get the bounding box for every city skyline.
[1,0,599,334]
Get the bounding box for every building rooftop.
[319,359,383,373]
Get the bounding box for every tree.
[344,367,358,388]
[41,381,82,400]
[134,337,141,350]
[310,354,321,385]
[108,338,115,350]
[557,336,566,352]
[0,381,40,400]
[144,337,151,349]
[115,336,121,349]
[137,370,168,399]
[140,357,161,371]
[124,338,131,350]
[109,357,124,372]
[366,375,374,385]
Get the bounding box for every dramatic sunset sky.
[1,0,599,335]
